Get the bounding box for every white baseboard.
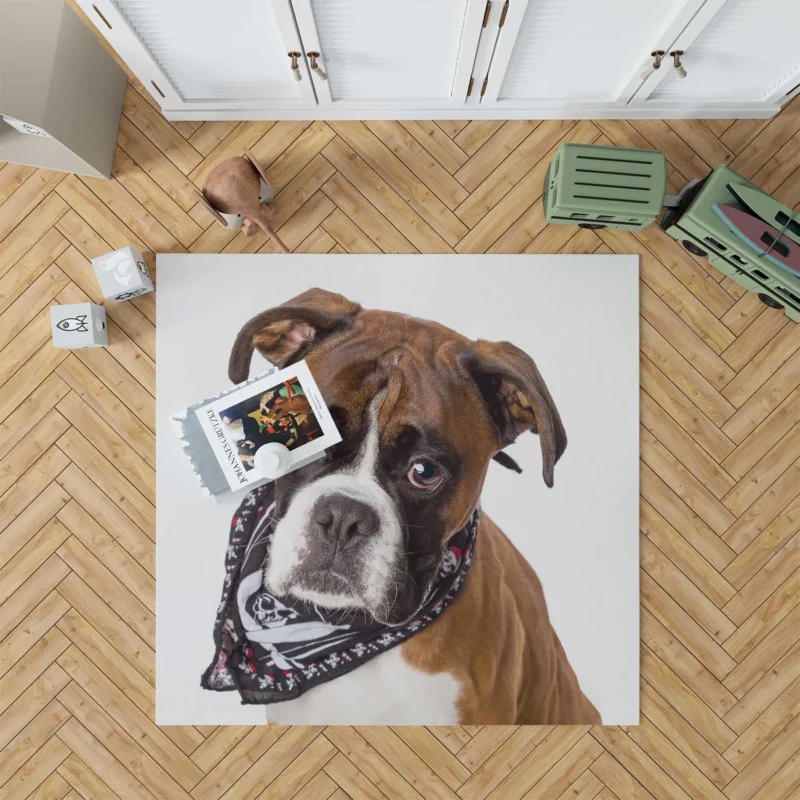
[163,103,780,122]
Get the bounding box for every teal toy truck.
[544,142,800,322]
[660,165,800,323]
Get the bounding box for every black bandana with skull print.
[202,482,478,704]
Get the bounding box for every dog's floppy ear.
[228,288,361,383]
[462,340,567,488]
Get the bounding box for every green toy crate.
[661,165,800,323]
[544,143,667,231]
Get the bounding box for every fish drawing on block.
[57,315,89,332]
[712,203,800,277]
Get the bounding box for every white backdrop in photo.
[155,254,639,725]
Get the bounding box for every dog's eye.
[407,460,442,490]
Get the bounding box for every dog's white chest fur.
[264,647,461,725]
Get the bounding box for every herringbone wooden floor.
[3,49,800,798]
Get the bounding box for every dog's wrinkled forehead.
[305,310,492,443]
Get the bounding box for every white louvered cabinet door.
[289,0,487,107]
[480,0,706,108]
[637,0,800,107]
[76,0,316,111]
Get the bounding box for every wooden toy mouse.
[197,150,290,253]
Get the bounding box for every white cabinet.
[479,0,702,106]
[290,0,486,108]
[77,0,800,120]
[82,0,316,111]
[631,0,800,108]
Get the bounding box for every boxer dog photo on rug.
[156,255,639,726]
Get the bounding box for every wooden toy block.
[91,246,154,302]
[50,302,107,348]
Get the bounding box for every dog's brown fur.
[402,513,601,724]
[230,288,600,723]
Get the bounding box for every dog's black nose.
[311,494,380,547]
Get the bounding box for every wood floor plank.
[56,535,153,646]
[601,229,735,352]
[57,680,195,800]
[0,698,71,788]
[0,169,66,244]
[55,175,147,255]
[56,426,154,536]
[640,285,736,390]
[263,121,335,192]
[111,148,202,249]
[723,652,800,735]
[56,346,155,440]
[723,324,800,408]
[57,646,202,790]
[455,727,552,800]
[0,162,37,206]
[189,726,288,800]
[328,123,466,247]
[56,463,154,572]
[640,462,736,573]
[77,173,184,255]
[0,481,70,568]
[56,717,157,800]
[722,349,800,444]
[0,228,68,316]
[722,460,800,552]
[116,116,201,212]
[641,534,736,644]
[56,391,154,500]
[322,751,388,800]
[0,732,70,800]
[641,500,735,609]
[666,119,735,171]
[641,392,735,500]
[56,571,155,684]
[57,753,122,800]
[454,121,506,155]
[0,591,69,681]
[723,387,800,478]
[187,122,238,158]
[122,85,202,175]
[0,263,69,348]
[457,121,596,250]
[453,121,539,193]
[364,120,469,210]
[0,193,68,277]
[639,681,736,790]
[454,119,575,228]
[640,355,735,463]
[57,500,154,602]
[495,729,599,800]
[3,70,800,800]
[321,206,383,254]
[641,611,737,719]
[400,121,469,174]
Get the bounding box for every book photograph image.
[218,374,322,471]
[193,360,341,492]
